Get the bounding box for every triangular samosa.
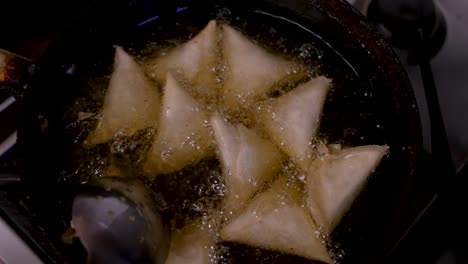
[306,145,389,233]
[220,24,306,114]
[220,177,332,263]
[211,114,283,215]
[146,20,219,103]
[86,47,160,145]
[165,224,216,264]
[259,76,331,167]
[145,73,215,176]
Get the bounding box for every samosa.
[220,24,305,114]
[306,145,389,233]
[211,113,283,215]
[221,177,332,263]
[86,47,160,145]
[259,76,331,168]
[146,20,220,103]
[145,73,214,176]
[165,224,215,264]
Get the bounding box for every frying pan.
[0,0,421,263]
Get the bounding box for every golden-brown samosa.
[306,145,389,233]
[220,24,306,114]
[145,73,215,176]
[211,113,283,215]
[86,47,160,145]
[165,224,215,264]
[220,177,332,263]
[146,20,219,103]
[259,76,331,167]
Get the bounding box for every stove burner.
[366,0,447,64]
[365,1,454,176]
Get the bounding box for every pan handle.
[0,49,37,100]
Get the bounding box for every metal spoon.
[71,178,170,264]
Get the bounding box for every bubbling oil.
[60,5,389,264]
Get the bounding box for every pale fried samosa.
[211,113,283,215]
[220,24,306,114]
[86,47,160,145]
[146,20,219,103]
[145,73,215,176]
[306,145,389,233]
[165,224,215,264]
[259,76,331,167]
[220,177,332,263]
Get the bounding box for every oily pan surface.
[18,1,420,263]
